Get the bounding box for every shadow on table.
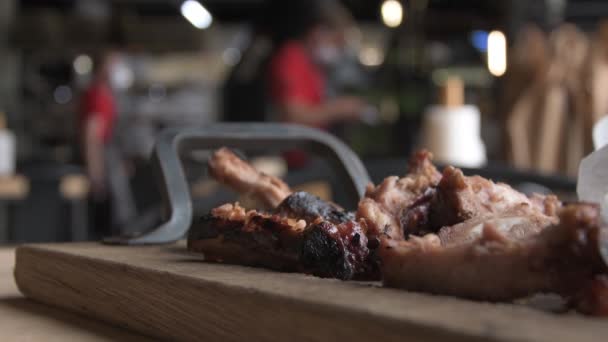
[1,296,155,341]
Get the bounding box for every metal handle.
[104,123,370,245]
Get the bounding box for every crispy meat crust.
[188,203,373,280]
[276,191,354,224]
[357,150,441,241]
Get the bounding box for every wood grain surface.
[0,247,151,341]
[13,242,608,342]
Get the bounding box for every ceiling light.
[381,0,403,28]
[181,0,213,30]
[73,54,93,75]
[487,30,507,77]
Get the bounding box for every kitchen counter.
[0,247,152,341]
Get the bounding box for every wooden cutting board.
[13,242,608,342]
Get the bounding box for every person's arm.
[84,115,106,197]
[270,46,366,126]
[279,96,365,126]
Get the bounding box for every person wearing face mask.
[80,51,117,200]
[267,0,367,169]
[79,50,136,235]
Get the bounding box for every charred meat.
[209,148,353,224]
[193,147,608,315]
[188,203,372,280]
[276,191,354,225]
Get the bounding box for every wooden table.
[13,242,608,341]
[0,247,152,341]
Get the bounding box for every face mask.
[314,44,341,66]
[108,60,134,90]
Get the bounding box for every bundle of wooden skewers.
[504,22,608,176]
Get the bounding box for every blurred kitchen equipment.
[593,116,608,150]
[549,25,589,176]
[506,22,608,176]
[0,175,28,242]
[578,144,608,224]
[505,25,549,170]
[580,114,608,225]
[421,77,486,167]
[0,111,16,177]
[105,123,370,245]
[588,21,608,149]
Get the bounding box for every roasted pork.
[195,147,608,315]
[428,166,561,231]
[380,203,607,303]
[357,150,441,241]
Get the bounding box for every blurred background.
[0,0,605,243]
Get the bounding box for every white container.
[0,114,16,177]
[420,77,486,168]
[422,105,486,168]
[592,115,608,150]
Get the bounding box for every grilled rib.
[380,203,608,303]
[197,147,608,316]
[188,203,372,280]
[208,147,291,209]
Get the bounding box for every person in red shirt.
[79,52,137,234]
[80,52,117,199]
[267,0,366,168]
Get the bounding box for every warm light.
[487,30,507,77]
[180,0,212,30]
[359,46,384,67]
[381,0,403,28]
[73,54,93,75]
